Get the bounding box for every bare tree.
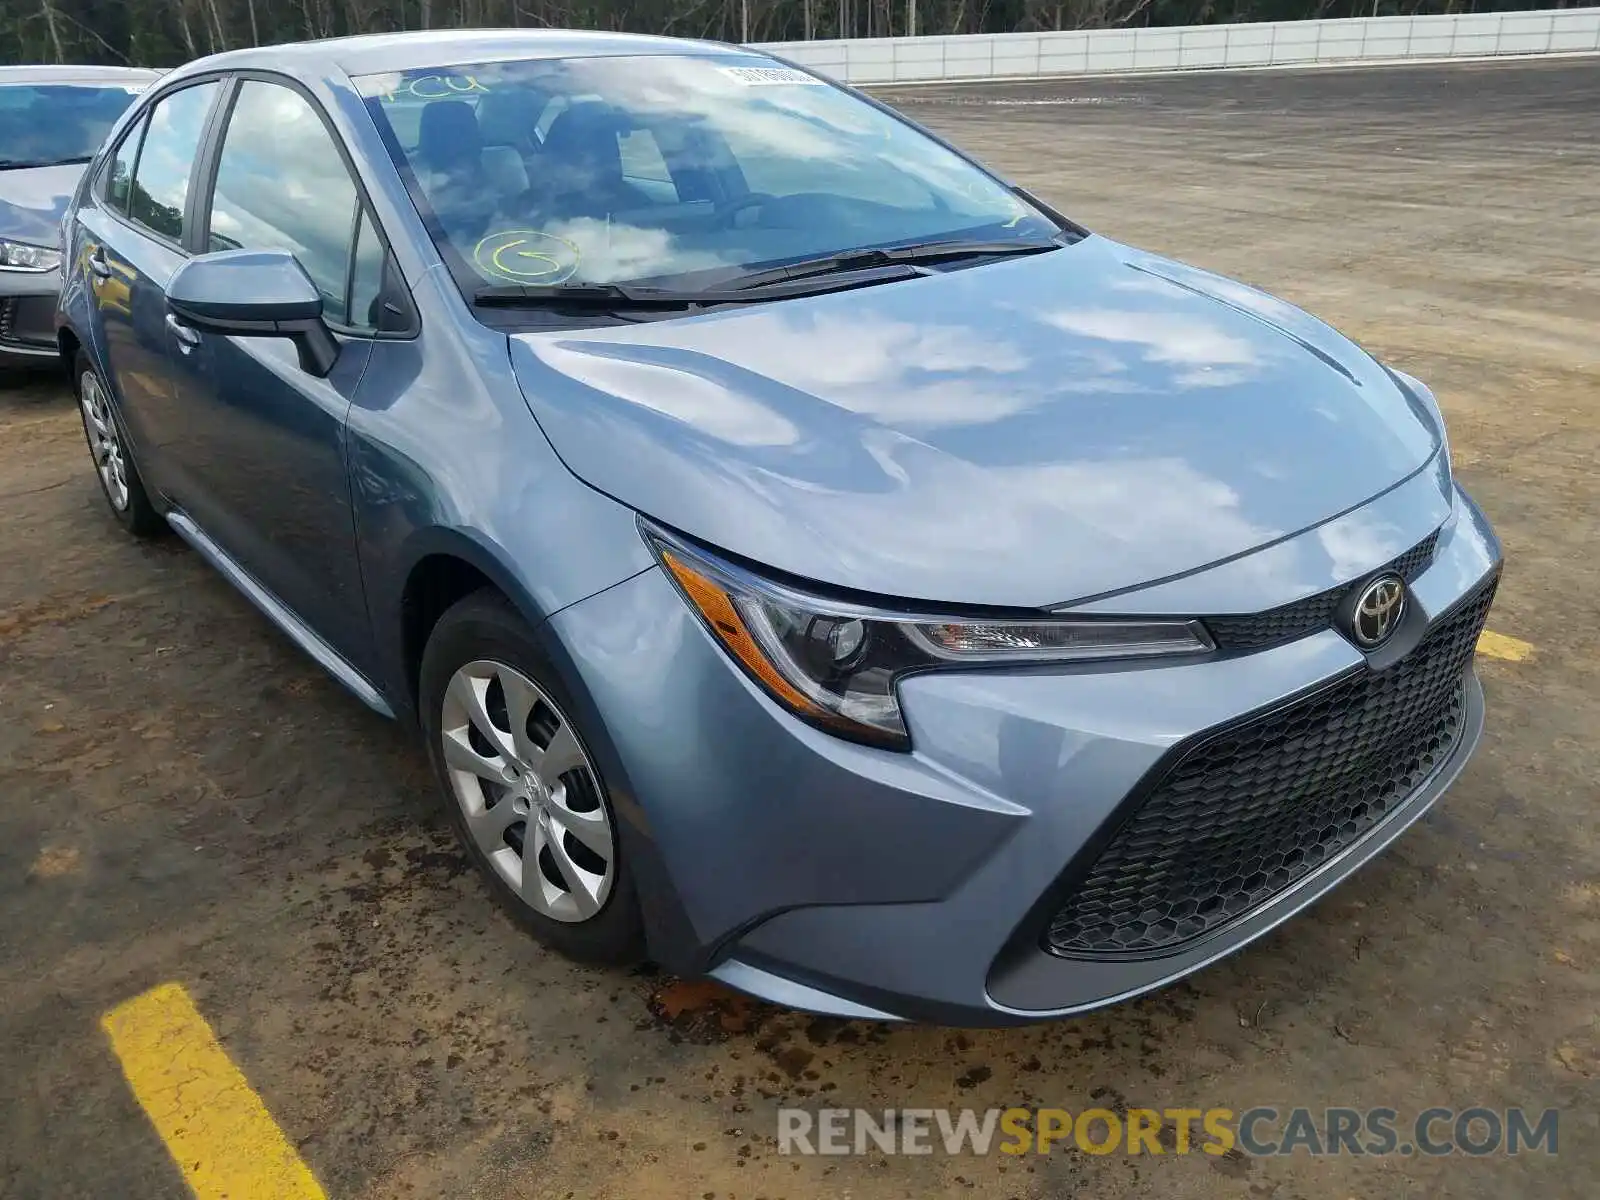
[41,0,64,60]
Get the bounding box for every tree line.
[1,0,1578,70]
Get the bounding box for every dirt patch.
[26,846,82,879]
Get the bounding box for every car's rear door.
[159,75,383,673]
[74,79,223,501]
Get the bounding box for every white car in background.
[0,65,159,371]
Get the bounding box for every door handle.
[86,247,113,279]
[164,313,201,350]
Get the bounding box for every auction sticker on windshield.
[718,66,825,86]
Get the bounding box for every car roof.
[0,64,163,85]
[164,28,752,83]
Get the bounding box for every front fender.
[346,278,656,721]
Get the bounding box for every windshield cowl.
[469,239,1070,317]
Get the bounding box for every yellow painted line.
[101,983,326,1200]
[1477,629,1534,662]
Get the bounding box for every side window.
[104,115,147,214]
[207,81,361,326]
[348,211,386,334]
[127,82,220,241]
[533,96,568,142]
[618,129,675,192]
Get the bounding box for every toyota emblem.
[1351,574,1406,648]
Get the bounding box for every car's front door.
[161,76,382,672]
[76,80,222,502]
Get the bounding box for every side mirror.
[165,250,339,377]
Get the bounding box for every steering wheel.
[714,192,777,228]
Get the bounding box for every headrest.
[477,91,535,150]
[540,101,629,161]
[417,100,481,171]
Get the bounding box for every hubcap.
[439,660,614,923]
[79,371,129,512]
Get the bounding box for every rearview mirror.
[165,250,339,377]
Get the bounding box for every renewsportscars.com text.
[777,1106,1559,1157]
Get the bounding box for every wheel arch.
[392,527,550,716]
[386,525,700,973]
[57,324,82,372]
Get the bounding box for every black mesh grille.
[1206,530,1440,652]
[1045,574,1496,958]
[1387,533,1441,582]
[0,295,56,348]
[1205,590,1344,652]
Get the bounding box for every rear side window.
[206,81,361,327]
[127,82,220,242]
[105,116,147,214]
[618,128,675,192]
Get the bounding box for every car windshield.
[0,82,146,168]
[356,54,1061,297]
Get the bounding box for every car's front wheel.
[74,352,162,537]
[419,590,644,964]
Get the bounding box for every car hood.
[0,162,83,246]
[509,235,1442,608]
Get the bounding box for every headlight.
[644,523,1213,750]
[0,238,61,272]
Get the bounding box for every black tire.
[419,588,645,965]
[74,351,163,537]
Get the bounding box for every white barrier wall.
[756,8,1600,84]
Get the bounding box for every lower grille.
[1045,575,1497,958]
[0,295,56,348]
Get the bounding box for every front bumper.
[0,267,62,369]
[546,480,1502,1026]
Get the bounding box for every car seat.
[535,101,655,218]
[477,91,537,201]
[415,100,497,240]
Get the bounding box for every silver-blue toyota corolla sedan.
[56,31,1501,1025]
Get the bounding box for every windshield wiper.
[473,282,707,309]
[474,264,926,310]
[722,237,1062,292]
[475,238,1064,310]
[0,155,92,170]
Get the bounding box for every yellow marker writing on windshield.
[403,74,490,100]
[474,230,581,284]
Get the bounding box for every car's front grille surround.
[1205,529,1440,652]
[1043,573,1496,959]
